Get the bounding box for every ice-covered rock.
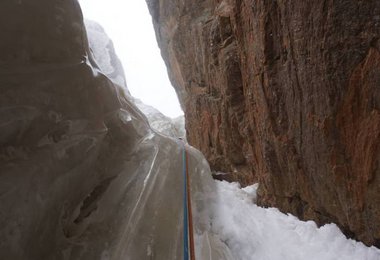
[85,19,184,139]
[85,19,129,91]
[172,115,186,139]
[134,99,185,138]
[0,1,229,259]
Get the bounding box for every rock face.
[0,1,228,259]
[147,0,380,246]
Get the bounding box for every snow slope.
[210,181,380,260]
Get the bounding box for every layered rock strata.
[147,0,380,246]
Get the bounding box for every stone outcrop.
[147,0,380,246]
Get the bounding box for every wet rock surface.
[147,0,380,246]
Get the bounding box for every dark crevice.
[73,176,116,224]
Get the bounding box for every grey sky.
[79,0,183,118]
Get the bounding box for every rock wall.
[147,0,380,246]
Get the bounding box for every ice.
[86,19,185,139]
[0,12,229,259]
[134,98,185,138]
[85,19,129,92]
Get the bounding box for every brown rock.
[147,0,380,246]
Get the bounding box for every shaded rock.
[212,172,234,183]
[147,0,380,246]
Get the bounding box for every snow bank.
[210,181,380,260]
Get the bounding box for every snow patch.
[209,180,380,260]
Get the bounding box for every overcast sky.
[79,0,183,118]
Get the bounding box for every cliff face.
[147,0,380,246]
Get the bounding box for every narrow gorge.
[0,0,379,259]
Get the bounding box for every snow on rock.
[134,99,185,139]
[85,19,129,91]
[210,181,380,260]
[85,20,185,139]
[172,115,186,139]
